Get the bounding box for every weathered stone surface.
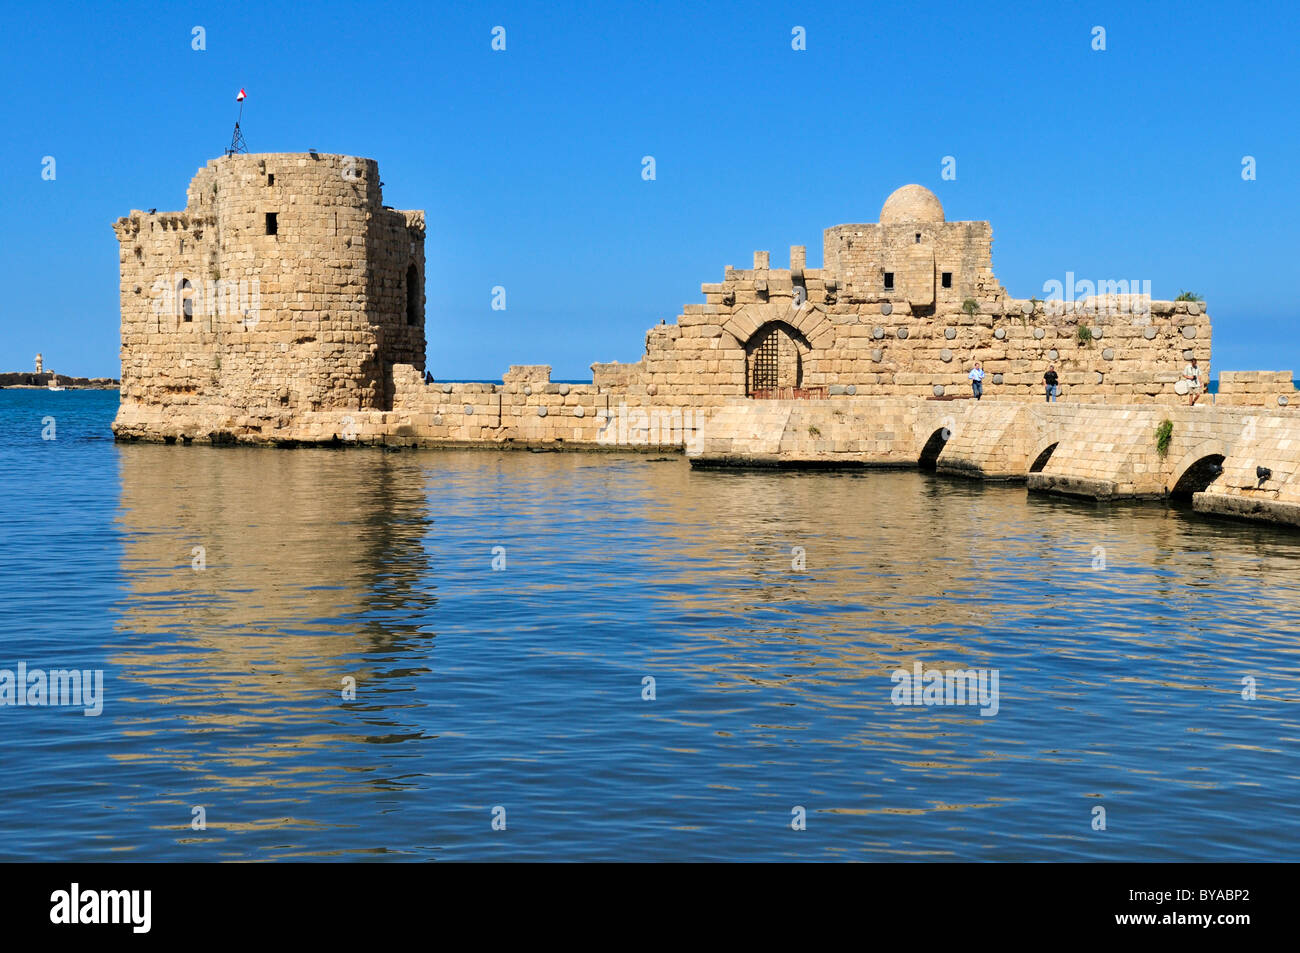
[110,168,1245,454]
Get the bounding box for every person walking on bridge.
[969,362,985,401]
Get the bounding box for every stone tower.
[34,353,42,374]
[823,184,1002,312]
[112,153,425,441]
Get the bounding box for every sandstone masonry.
[113,153,424,442]
[111,155,1300,526]
[115,163,1238,449]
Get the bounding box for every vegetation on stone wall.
[1175,290,1204,302]
[1155,419,1174,457]
[1076,325,1094,346]
[808,425,821,437]
[962,298,978,317]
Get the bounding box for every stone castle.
[113,154,1300,527]
[113,153,425,436]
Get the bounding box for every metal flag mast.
[226,88,248,156]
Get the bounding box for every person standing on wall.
[969,362,985,401]
[1043,364,1059,402]
[1183,357,1202,406]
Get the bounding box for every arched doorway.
[746,322,807,397]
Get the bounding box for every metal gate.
[750,332,780,392]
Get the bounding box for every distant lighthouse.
[34,353,43,374]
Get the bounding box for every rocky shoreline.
[0,372,118,389]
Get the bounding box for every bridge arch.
[1167,439,1230,498]
[918,426,950,470]
[1028,436,1061,474]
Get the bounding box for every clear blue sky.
[3,0,1297,380]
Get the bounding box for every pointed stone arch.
[721,301,830,348]
[744,320,810,395]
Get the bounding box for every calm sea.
[1,389,1298,861]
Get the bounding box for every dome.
[880,184,945,225]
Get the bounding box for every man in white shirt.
[1183,358,1202,406]
[969,362,985,401]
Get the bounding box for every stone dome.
[880,184,945,225]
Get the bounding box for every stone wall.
[684,396,1300,527]
[1215,371,1294,408]
[627,248,1212,403]
[113,166,1283,462]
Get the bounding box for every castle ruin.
[113,153,424,440]
[112,154,1300,527]
[113,154,1225,446]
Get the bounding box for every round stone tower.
[113,153,426,439]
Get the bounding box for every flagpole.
[227,89,248,156]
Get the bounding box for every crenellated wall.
[113,164,1300,535]
[618,247,1213,403]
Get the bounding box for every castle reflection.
[111,445,438,819]
[99,445,1296,858]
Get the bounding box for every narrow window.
[267,173,274,186]
[265,212,278,235]
[405,263,419,326]
[884,272,894,291]
[941,272,953,288]
[915,233,921,244]
[179,278,193,322]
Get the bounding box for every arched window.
[405,263,419,326]
[178,278,193,322]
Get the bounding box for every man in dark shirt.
[1044,365,1059,402]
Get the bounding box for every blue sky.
[2,0,1297,380]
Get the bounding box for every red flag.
[236,88,246,102]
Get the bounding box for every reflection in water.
[112,448,438,850]
[5,410,1300,860]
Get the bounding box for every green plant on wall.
[808,425,821,437]
[1175,290,1204,302]
[1155,419,1173,457]
[1076,325,1094,346]
[962,298,978,317]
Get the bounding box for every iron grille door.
[751,332,779,394]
